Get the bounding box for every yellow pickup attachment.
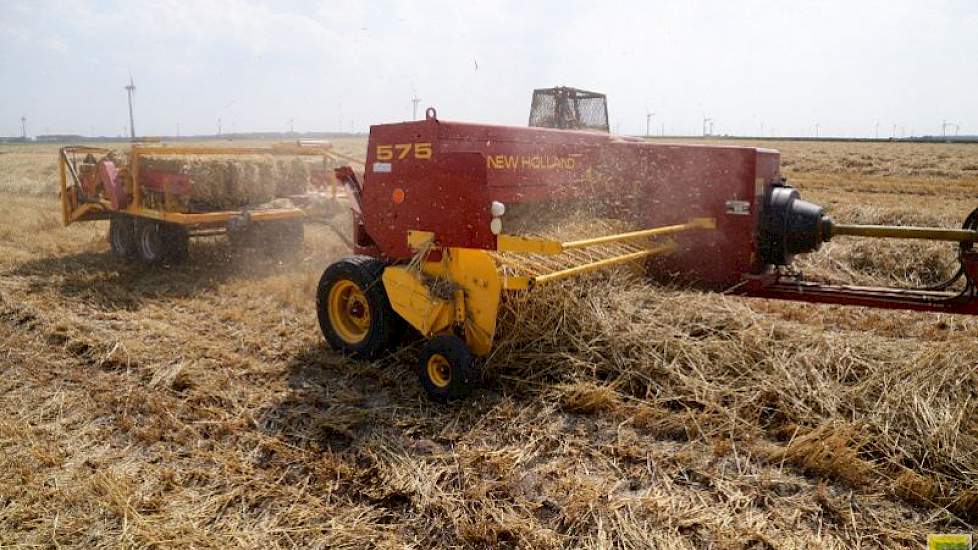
[391,218,715,355]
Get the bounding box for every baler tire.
[108,215,137,260]
[317,256,397,360]
[417,335,478,403]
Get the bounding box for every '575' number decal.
[376,142,432,161]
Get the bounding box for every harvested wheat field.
[2,137,978,548]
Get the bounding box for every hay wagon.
[58,143,354,264]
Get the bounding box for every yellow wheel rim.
[327,279,371,344]
[427,353,452,388]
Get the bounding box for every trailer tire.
[108,215,137,260]
[317,256,397,360]
[136,220,188,265]
[162,223,190,263]
[417,335,478,402]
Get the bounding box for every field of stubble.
[2,137,978,549]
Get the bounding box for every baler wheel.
[417,335,478,402]
[108,215,137,259]
[317,256,397,359]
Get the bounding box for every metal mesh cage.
[529,87,609,132]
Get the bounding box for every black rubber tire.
[136,220,166,265]
[317,256,397,360]
[161,223,190,263]
[136,220,189,265]
[417,335,479,403]
[108,215,137,260]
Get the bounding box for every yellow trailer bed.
[58,142,354,264]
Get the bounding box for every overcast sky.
[1,0,976,138]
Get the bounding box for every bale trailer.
[58,143,356,264]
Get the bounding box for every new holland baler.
[318,108,978,401]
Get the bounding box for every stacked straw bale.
[140,155,311,211]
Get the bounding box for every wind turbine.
[125,75,136,139]
[411,94,422,120]
[702,116,714,137]
[942,120,960,138]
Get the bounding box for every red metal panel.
[96,160,129,210]
[353,115,978,315]
[359,117,780,291]
[140,169,191,196]
[437,120,610,202]
[361,120,492,259]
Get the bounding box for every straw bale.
[140,155,311,210]
[275,157,310,196]
[228,159,275,206]
[187,156,232,208]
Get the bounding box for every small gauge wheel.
[417,335,478,402]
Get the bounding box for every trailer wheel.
[417,335,478,402]
[162,223,190,263]
[108,215,137,259]
[317,256,397,359]
[136,220,189,265]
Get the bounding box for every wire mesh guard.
[529,87,609,132]
[491,219,656,283]
[493,239,649,281]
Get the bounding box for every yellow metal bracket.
[500,239,679,290]
[496,234,563,255]
[382,267,456,337]
[496,217,715,255]
[407,230,436,250]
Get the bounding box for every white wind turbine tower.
[412,94,422,121]
[702,116,714,137]
[125,75,136,140]
[942,120,960,138]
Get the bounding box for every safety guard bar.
[495,217,715,289]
